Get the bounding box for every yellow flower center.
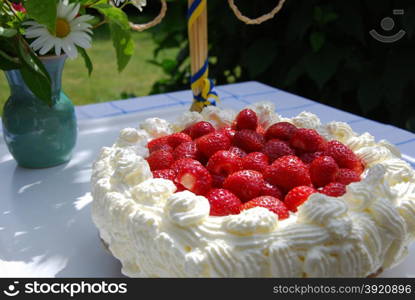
[55,18,71,38]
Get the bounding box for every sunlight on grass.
[0,31,178,114]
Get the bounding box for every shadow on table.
[0,130,123,277]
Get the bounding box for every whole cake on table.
[91,102,415,277]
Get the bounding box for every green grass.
[0,30,178,114]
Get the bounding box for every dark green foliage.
[147,0,415,132]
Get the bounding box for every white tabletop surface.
[0,82,414,277]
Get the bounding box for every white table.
[1,81,414,277]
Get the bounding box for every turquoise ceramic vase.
[2,55,77,168]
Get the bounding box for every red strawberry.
[206,188,242,216]
[262,139,295,162]
[152,169,176,181]
[196,132,231,157]
[223,170,264,202]
[181,126,193,136]
[265,122,298,141]
[325,141,364,174]
[217,126,236,140]
[235,108,258,130]
[176,163,212,195]
[242,152,269,172]
[319,182,347,197]
[229,146,247,158]
[172,141,200,160]
[171,158,202,173]
[242,196,289,220]
[212,174,226,188]
[264,155,311,191]
[146,150,174,171]
[290,128,326,152]
[261,181,283,199]
[233,129,265,153]
[207,150,243,176]
[284,186,316,212]
[309,155,339,187]
[150,143,173,153]
[189,121,215,139]
[167,132,192,148]
[147,136,170,153]
[299,151,324,164]
[256,124,266,136]
[335,168,361,185]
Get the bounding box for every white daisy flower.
[24,0,93,59]
[112,0,147,11]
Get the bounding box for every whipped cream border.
[91,102,415,277]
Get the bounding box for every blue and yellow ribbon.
[188,0,218,110]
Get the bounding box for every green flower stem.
[92,16,108,29]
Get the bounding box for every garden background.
[1,0,414,132]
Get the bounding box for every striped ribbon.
[188,0,219,110]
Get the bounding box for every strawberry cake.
[91,102,415,277]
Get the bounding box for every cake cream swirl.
[91,103,415,277]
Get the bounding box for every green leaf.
[160,59,177,74]
[0,27,17,38]
[285,2,313,42]
[92,3,134,72]
[310,32,325,52]
[322,12,338,25]
[77,47,93,76]
[0,49,21,70]
[109,22,134,72]
[17,38,52,105]
[304,44,346,89]
[23,0,57,34]
[242,38,278,78]
[284,57,306,86]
